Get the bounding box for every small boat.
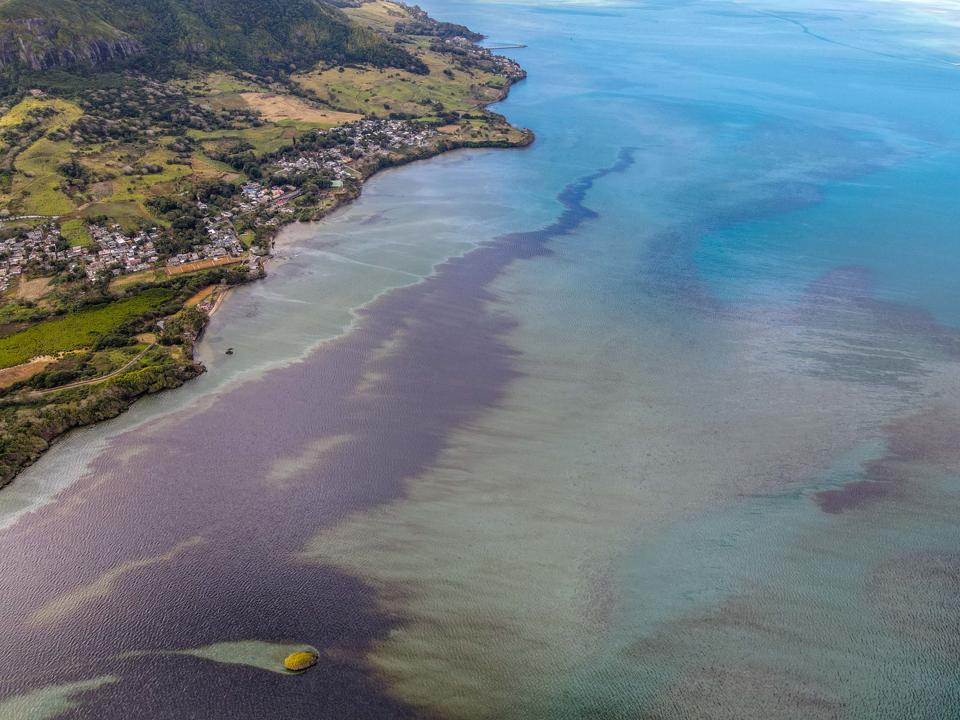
[225,348,234,355]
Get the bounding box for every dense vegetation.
[0,264,253,483]
[0,0,427,85]
[0,0,530,487]
[0,287,171,367]
[393,4,483,42]
[0,351,198,484]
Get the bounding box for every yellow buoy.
[283,650,319,672]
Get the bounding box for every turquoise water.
[3,0,960,717]
[314,0,960,716]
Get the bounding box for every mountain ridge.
[0,0,427,78]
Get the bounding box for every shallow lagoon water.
[3,0,960,718]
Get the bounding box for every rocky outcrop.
[0,18,144,71]
[0,0,427,77]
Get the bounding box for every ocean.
[2,0,960,717]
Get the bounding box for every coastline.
[0,72,533,493]
[265,110,533,257]
[0,138,632,720]
[210,76,533,348]
[3,0,960,715]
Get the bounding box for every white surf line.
[312,250,425,279]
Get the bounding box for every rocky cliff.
[0,18,144,71]
[0,0,426,78]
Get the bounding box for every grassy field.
[0,93,246,227]
[239,93,361,126]
[184,73,364,128]
[60,218,93,246]
[294,42,507,118]
[342,0,409,32]
[190,153,241,182]
[288,0,512,119]
[11,138,76,216]
[179,72,269,114]
[190,123,312,155]
[1,99,84,216]
[0,97,83,132]
[108,268,168,291]
[0,18,515,228]
[76,200,154,232]
[0,288,173,368]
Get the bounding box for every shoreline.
[0,146,636,720]
[0,69,533,493]
[196,70,533,353]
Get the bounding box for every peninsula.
[0,0,531,488]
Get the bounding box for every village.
[0,118,444,293]
[272,118,439,177]
[0,220,248,292]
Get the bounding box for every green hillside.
[0,0,426,79]
[0,0,530,487]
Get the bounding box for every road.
[31,344,156,397]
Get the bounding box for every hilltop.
[0,0,425,81]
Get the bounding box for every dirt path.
[32,344,156,396]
